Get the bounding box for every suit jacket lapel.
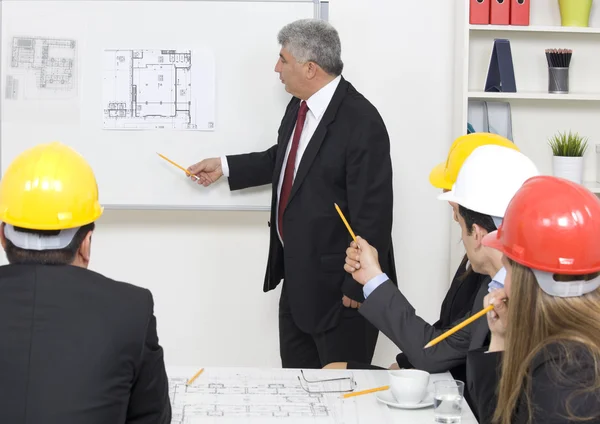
[286,77,348,206]
[273,100,300,189]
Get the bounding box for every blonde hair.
[494,259,600,424]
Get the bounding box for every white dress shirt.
[221,75,341,243]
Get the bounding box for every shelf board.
[467,91,600,101]
[584,181,600,193]
[469,24,600,34]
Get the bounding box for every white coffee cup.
[388,369,430,404]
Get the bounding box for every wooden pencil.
[342,385,390,399]
[424,304,495,349]
[334,203,357,243]
[186,368,205,385]
[157,152,195,177]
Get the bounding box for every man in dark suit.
[0,142,171,424]
[334,145,539,418]
[187,19,395,368]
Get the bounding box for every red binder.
[490,0,510,25]
[470,0,490,25]
[510,0,530,26]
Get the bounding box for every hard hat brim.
[482,230,503,252]
[429,162,452,190]
[437,189,457,203]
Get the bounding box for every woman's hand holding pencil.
[485,288,508,352]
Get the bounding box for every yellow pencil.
[186,368,204,385]
[342,385,390,399]
[334,203,357,243]
[157,152,195,178]
[424,304,495,349]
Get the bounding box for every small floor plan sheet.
[6,35,77,100]
[102,48,215,130]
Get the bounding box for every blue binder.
[484,39,517,93]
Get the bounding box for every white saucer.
[375,390,434,409]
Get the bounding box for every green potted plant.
[548,130,588,184]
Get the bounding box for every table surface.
[166,366,479,424]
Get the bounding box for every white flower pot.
[552,156,584,184]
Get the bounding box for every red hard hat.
[482,176,600,275]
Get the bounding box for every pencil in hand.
[424,304,494,349]
[334,203,357,243]
[157,152,199,180]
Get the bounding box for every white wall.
[0,0,458,369]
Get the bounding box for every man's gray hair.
[277,19,343,76]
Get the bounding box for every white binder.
[467,100,513,142]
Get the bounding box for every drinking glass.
[433,380,464,423]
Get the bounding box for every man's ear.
[473,224,488,247]
[306,61,318,79]
[77,230,93,263]
[0,223,6,251]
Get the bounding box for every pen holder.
[548,67,569,94]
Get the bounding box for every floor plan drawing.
[7,36,77,100]
[166,368,381,424]
[103,48,215,131]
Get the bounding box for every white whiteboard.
[0,0,317,210]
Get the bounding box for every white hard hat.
[437,144,540,219]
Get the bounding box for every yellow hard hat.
[429,133,519,190]
[0,142,103,230]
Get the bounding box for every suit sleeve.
[126,291,171,424]
[360,281,474,372]
[225,144,279,191]
[344,117,393,302]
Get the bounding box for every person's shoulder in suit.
[337,78,387,124]
[65,265,155,316]
[88,267,152,298]
[62,266,172,423]
[0,264,171,423]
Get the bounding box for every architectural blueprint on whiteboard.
[6,36,77,100]
[102,49,215,131]
[168,368,392,424]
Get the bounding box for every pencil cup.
[548,67,569,94]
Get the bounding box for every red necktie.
[278,100,309,240]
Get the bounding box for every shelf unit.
[469,24,600,34]
[453,0,600,140]
[468,91,600,101]
[584,181,600,193]
[448,0,600,276]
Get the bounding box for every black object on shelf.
[485,39,517,93]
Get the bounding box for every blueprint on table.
[167,367,393,424]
